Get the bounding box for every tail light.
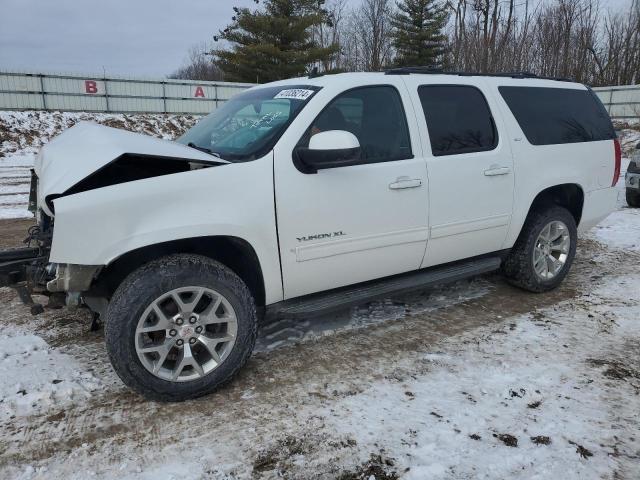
[613,138,622,187]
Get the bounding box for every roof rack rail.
[384,66,572,82]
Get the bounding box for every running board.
[269,256,502,318]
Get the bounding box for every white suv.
[1,70,620,400]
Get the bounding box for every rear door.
[403,78,515,267]
[273,79,430,299]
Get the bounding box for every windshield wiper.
[187,142,222,159]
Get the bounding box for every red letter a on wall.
[194,86,205,98]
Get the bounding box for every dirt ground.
[0,217,639,479]
[0,218,34,248]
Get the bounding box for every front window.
[298,85,413,165]
[177,85,320,162]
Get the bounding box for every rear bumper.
[578,186,618,233]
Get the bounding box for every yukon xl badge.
[296,231,346,242]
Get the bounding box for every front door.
[274,81,430,299]
[403,79,515,267]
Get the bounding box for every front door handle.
[389,177,422,190]
[484,165,511,176]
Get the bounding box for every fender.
[49,154,284,304]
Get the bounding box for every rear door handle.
[484,165,511,176]
[389,177,422,190]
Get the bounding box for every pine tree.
[213,0,338,83]
[391,0,448,68]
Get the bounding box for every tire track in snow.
[0,240,631,469]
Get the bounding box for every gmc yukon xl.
[0,69,620,401]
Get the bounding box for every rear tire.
[627,189,640,208]
[105,254,257,402]
[502,206,577,293]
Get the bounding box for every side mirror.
[294,130,361,174]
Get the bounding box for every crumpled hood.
[35,122,226,215]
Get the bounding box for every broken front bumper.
[46,263,102,293]
[0,247,50,314]
[1,248,102,312]
[0,247,43,287]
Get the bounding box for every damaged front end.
[1,122,225,319]
[0,170,102,317]
[0,188,57,314]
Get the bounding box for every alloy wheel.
[135,286,237,382]
[532,220,571,281]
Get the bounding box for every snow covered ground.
[0,112,639,479]
[2,207,639,479]
[0,333,101,421]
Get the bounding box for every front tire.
[627,189,640,208]
[502,206,577,293]
[105,254,257,401]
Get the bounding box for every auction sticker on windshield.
[274,89,315,100]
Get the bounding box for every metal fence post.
[39,74,47,110]
[162,81,167,114]
[104,75,110,112]
[608,89,614,116]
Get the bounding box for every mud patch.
[569,440,594,459]
[337,454,398,480]
[493,433,518,447]
[252,435,310,476]
[587,358,640,381]
[530,435,551,446]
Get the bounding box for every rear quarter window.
[499,86,615,146]
[418,85,498,156]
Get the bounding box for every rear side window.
[418,85,498,156]
[499,86,615,146]
[300,85,413,164]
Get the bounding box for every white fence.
[0,71,254,115]
[0,71,637,121]
[593,85,640,122]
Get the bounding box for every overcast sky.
[0,0,634,78]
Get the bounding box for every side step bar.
[268,256,502,318]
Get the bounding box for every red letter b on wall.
[85,80,98,94]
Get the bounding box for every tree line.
[170,0,640,87]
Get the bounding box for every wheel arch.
[91,236,266,307]
[525,183,584,228]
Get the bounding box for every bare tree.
[312,0,349,72]
[444,0,638,86]
[353,0,395,70]
[169,43,224,81]
[172,0,640,86]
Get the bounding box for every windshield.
[177,85,320,162]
